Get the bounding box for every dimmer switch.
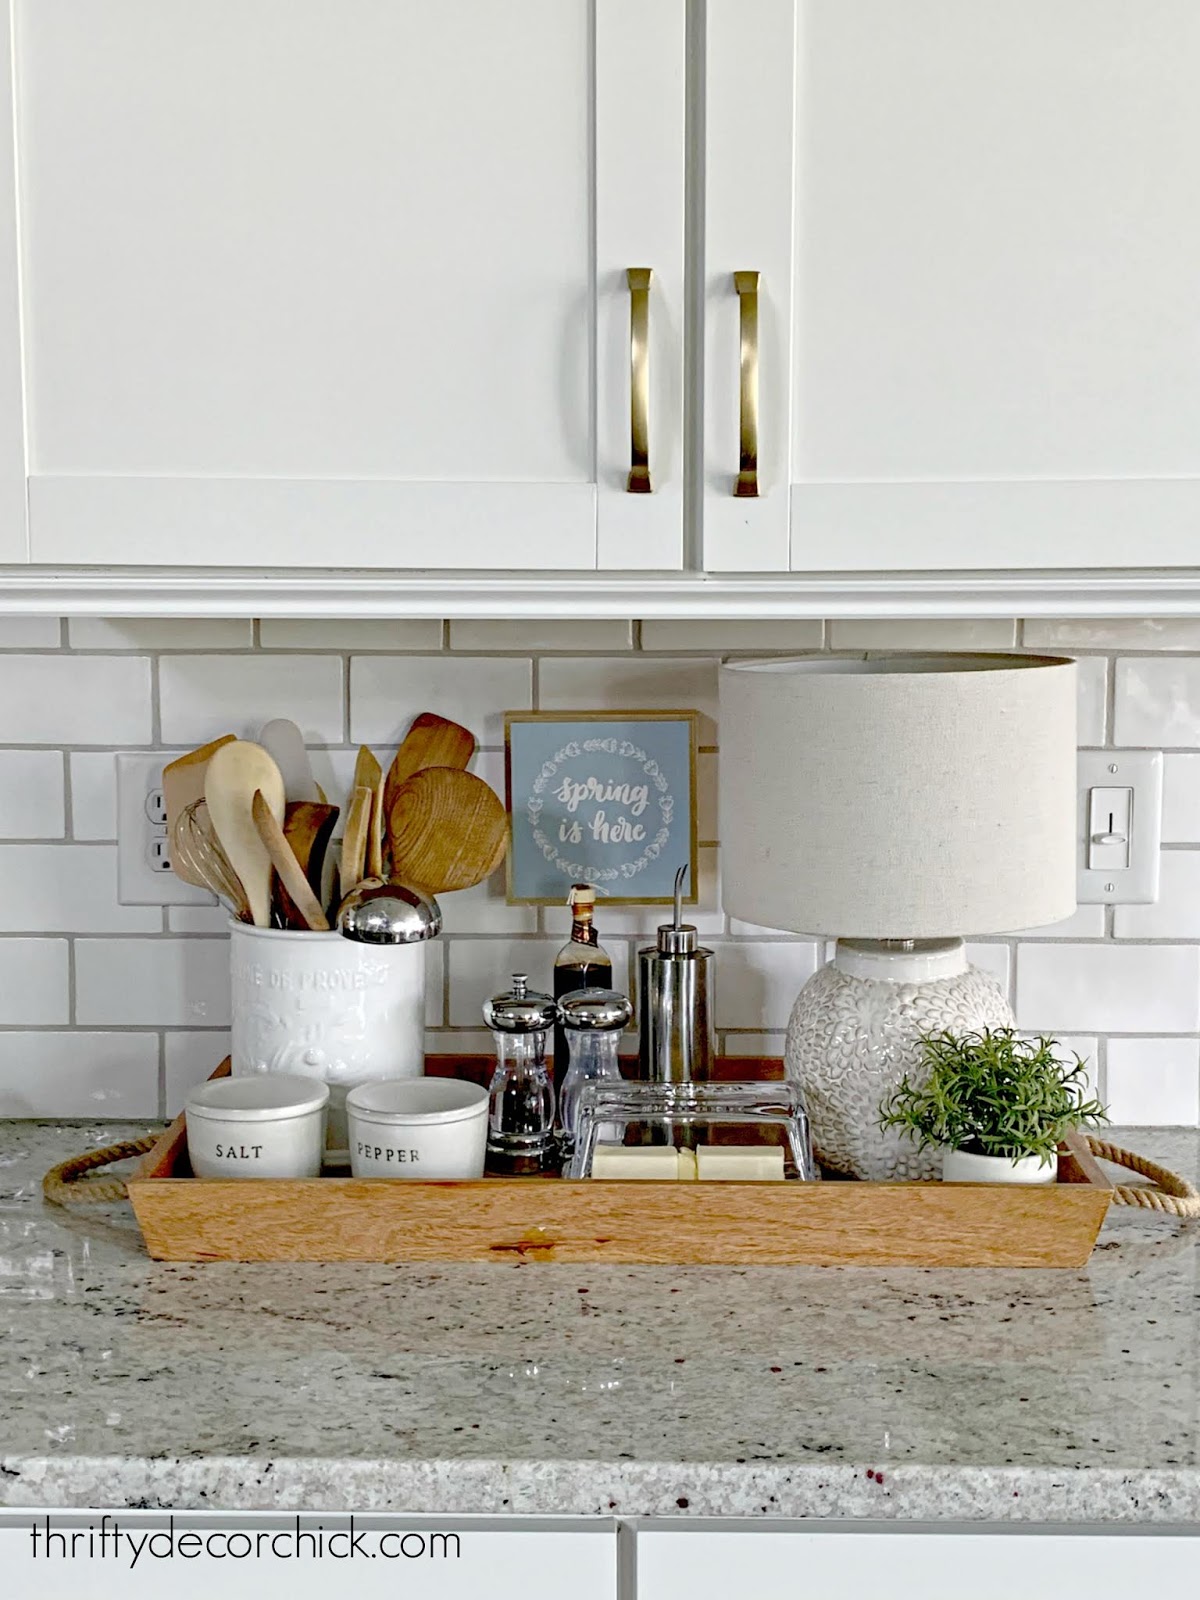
[1077,751,1162,904]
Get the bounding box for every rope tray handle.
[1085,1134,1200,1218]
[42,1136,159,1207]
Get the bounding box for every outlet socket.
[117,753,215,906]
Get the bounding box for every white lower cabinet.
[638,1526,1200,1598]
[0,1516,619,1599]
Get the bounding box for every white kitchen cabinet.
[638,1526,1200,1598]
[703,0,1200,574]
[13,0,684,571]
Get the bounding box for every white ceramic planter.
[186,1073,329,1179]
[942,1146,1058,1185]
[347,1078,489,1180]
[229,922,428,1161]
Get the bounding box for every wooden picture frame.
[504,710,699,906]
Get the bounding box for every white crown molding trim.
[0,568,1198,619]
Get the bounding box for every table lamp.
[719,654,1077,1179]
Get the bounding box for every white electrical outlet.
[117,753,216,906]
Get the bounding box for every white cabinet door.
[639,1527,1200,1599]
[16,0,684,571]
[703,0,1200,573]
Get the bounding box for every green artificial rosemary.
[878,1028,1107,1167]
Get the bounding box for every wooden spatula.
[382,713,476,868]
[258,718,323,803]
[252,791,330,931]
[340,784,373,895]
[163,735,236,887]
[389,767,508,895]
[204,741,286,928]
[352,745,384,879]
[281,801,339,927]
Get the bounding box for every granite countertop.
[0,1121,1197,1523]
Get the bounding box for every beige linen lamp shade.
[719,654,1077,938]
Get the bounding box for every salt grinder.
[637,864,714,1084]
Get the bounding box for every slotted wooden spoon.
[388,767,508,895]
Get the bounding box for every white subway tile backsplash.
[68,752,118,840]
[640,620,823,652]
[0,656,152,744]
[1003,903,1107,939]
[447,938,629,1027]
[1162,754,1200,843]
[829,619,1017,650]
[76,938,231,1027]
[0,751,64,838]
[437,870,538,935]
[1106,1038,1200,1125]
[539,657,720,742]
[1025,618,1200,652]
[68,618,252,650]
[1,616,1200,1124]
[0,617,61,647]
[160,655,345,745]
[722,1031,787,1057]
[450,620,632,651]
[164,1031,232,1114]
[965,943,1011,993]
[1114,850,1200,938]
[1114,657,1200,747]
[351,656,532,748]
[1016,944,1200,1033]
[713,940,821,1030]
[0,1033,158,1117]
[0,846,159,933]
[0,939,69,1023]
[1076,655,1109,744]
[260,619,443,651]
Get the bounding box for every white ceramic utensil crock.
[229,922,432,1163]
[186,1073,329,1179]
[942,1147,1058,1185]
[347,1078,489,1180]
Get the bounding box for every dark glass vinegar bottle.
[552,884,612,1101]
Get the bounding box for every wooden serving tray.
[126,1058,1114,1267]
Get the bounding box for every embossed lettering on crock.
[356,1143,421,1164]
[215,1143,264,1160]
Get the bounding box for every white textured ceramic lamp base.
[784,938,1014,1180]
[942,1147,1058,1185]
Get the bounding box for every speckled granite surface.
[0,1121,1197,1521]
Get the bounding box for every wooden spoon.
[382,713,476,868]
[281,801,339,928]
[204,741,286,928]
[252,791,330,931]
[352,745,384,879]
[389,767,508,895]
[163,735,236,887]
[340,784,373,894]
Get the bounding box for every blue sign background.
[506,715,696,903]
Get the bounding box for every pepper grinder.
[483,973,558,1174]
[637,865,714,1084]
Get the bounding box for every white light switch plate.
[1077,749,1162,904]
[117,752,217,906]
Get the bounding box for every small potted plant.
[878,1029,1106,1184]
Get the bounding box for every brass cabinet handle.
[627,267,652,493]
[734,270,760,498]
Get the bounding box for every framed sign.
[505,711,698,905]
